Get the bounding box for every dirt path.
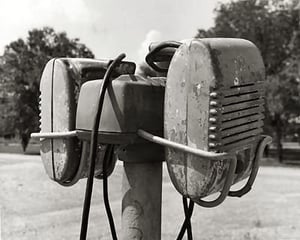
[0,153,299,240]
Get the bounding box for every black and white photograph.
[0,0,300,239]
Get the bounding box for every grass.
[0,154,300,240]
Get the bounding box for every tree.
[0,27,94,151]
[196,0,300,161]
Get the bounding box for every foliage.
[0,27,94,151]
[196,0,300,161]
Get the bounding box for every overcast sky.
[0,0,227,62]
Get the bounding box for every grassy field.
[0,153,299,240]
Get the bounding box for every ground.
[0,153,299,240]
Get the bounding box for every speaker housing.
[38,58,135,185]
[164,38,270,204]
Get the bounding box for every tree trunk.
[275,114,283,162]
[21,133,30,152]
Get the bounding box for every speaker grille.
[208,82,264,152]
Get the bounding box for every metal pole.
[121,160,162,240]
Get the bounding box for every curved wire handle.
[228,135,272,198]
[196,155,237,208]
[137,129,232,160]
[137,129,237,208]
[137,130,272,207]
[31,130,77,139]
[145,41,181,73]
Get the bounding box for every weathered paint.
[40,59,82,183]
[164,38,266,203]
[76,75,164,137]
[40,59,55,180]
[39,58,118,185]
[121,161,162,240]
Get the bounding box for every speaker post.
[119,146,163,240]
[32,38,272,239]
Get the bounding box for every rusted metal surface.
[39,59,116,185]
[38,58,159,185]
[76,75,164,142]
[39,59,83,183]
[121,161,162,240]
[164,38,266,203]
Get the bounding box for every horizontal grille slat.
[222,92,262,105]
[223,89,264,99]
[221,82,264,96]
[222,99,264,113]
[210,82,265,152]
[221,114,264,129]
[222,128,262,145]
[221,128,263,145]
[218,136,259,152]
[230,83,255,88]
[221,106,264,121]
[220,120,264,138]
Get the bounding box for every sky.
[0,0,228,62]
